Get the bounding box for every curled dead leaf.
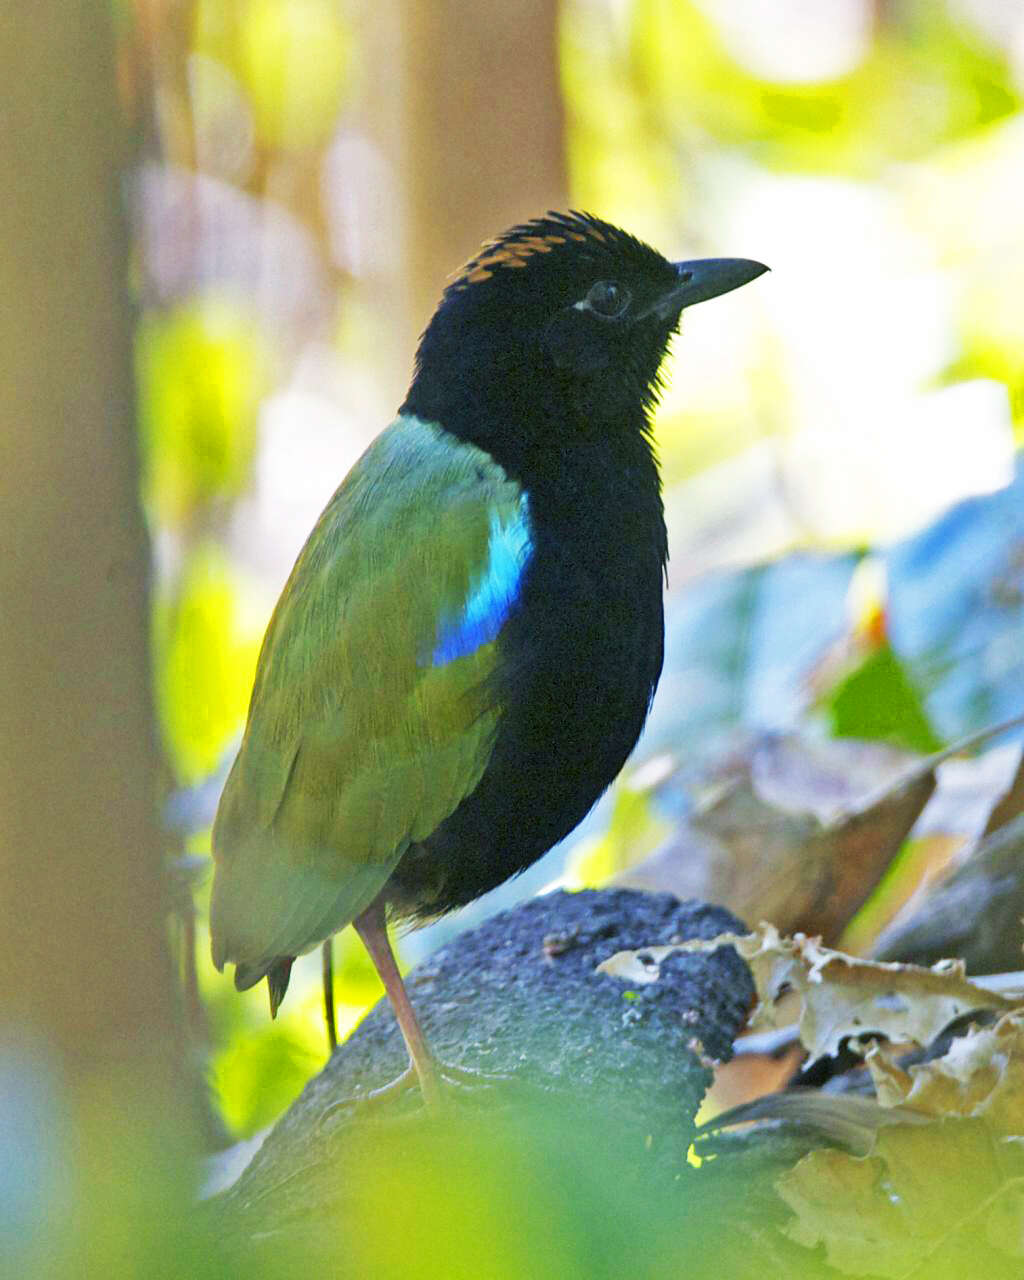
[866,1010,1024,1133]
[599,924,1024,1065]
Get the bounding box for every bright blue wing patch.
[431,496,532,666]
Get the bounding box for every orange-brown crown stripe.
[452,223,605,290]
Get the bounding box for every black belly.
[386,532,665,920]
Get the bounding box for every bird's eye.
[586,280,630,318]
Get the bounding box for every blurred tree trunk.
[402,0,567,328]
[0,4,195,1271]
[366,0,566,384]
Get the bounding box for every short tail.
[234,956,294,1018]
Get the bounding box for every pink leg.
[353,898,442,1110]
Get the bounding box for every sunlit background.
[122,0,1024,1141]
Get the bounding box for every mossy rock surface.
[217,889,754,1254]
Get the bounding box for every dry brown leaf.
[700,1045,805,1121]
[841,832,964,956]
[913,743,1024,845]
[871,814,1024,973]
[599,924,1023,1064]
[982,749,1024,840]
[616,734,935,943]
[866,1010,1024,1134]
[618,720,1024,955]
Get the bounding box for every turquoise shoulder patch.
[431,494,532,665]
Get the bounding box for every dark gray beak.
[643,257,769,320]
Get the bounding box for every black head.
[402,211,767,467]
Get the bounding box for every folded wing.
[210,415,528,982]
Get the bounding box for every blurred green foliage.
[568,780,672,888]
[202,923,387,1135]
[632,0,1018,173]
[564,0,1020,228]
[209,988,323,1134]
[949,326,1024,441]
[137,299,267,527]
[195,0,353,150]
[154,544,261,783]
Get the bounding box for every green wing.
[210,415,521,977]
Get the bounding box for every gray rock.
[216,889,754,1255]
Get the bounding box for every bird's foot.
[429,1061,521,1111]
[435,1061,513,1093]
[318,1059,515,1129]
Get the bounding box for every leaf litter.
[598,919,1024,1276]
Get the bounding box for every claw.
[317,1060,515,1130]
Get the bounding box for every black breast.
[387,432,667,919]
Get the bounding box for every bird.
[210,211,767,1107]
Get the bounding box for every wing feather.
[210,416,524,973]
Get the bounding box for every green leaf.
[825,643,944,754]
